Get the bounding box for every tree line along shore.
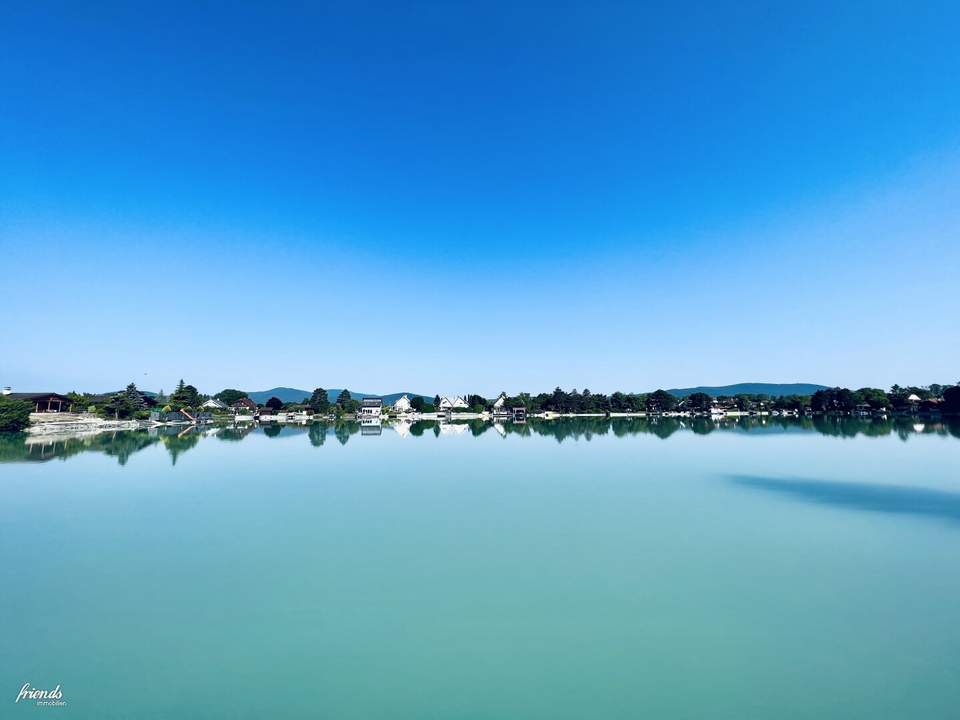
[1,380,958,434]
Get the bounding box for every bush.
[0,397,32,432]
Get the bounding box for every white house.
[201,398,227,410]
[393,394,413,413]
[358,397,383,419]
[438,396,469,411]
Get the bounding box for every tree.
[124,383,144,409]
[170,381,200,409]
[686,392,713,411]
[854,387,889,410]
[410,396,426,412]
[812,387,858,413]
[309,388,330,413]
[0,396,32,432]
[433,395,441,408]
[943,385,960,414]
[103,383,145,419]
[266,396,283,411]
[646,389,677,412]
[215,389,248,405]
[467,394,487,412]
[337,389,352,406]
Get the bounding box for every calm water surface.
[2,417,959,719]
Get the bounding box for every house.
[201,398,227,410]
[358,397,383,419]
[3,391,73,413]
[512,406,527,422]
[232,398,258,414]
[438,396,469,411]
[491,392,510,415]
[393,394,413,413]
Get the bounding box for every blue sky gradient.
[2,2,958,395]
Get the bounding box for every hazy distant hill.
[666,383,829,398]
[245,388,431,404]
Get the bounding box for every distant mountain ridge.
[245,387,431,405]
[666,383,829,398]
[244,384,829,404]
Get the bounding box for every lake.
[2,417,959,719]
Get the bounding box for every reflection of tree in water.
[334,421,358,445]
[217,426,255,442]
[262,424,283,438]
[502,422,531,437]
[409,421,435,437]
[309,422,329,447]
[689,417,717,435]
[647,418,681,439]
[160,427,200,465]
[522,417,611,443]
[99,431,161,465]
[468,420,490,437]
[611,418,651,437]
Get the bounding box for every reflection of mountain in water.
[1,416,958,464]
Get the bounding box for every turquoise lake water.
[2,417,959,718]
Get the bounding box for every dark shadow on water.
[729,474,960,527]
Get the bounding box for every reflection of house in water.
[439,422,469,435]
[360,417,382,435]
[512,407,527,422]
[392,420,412,438]
[493,422,507,438]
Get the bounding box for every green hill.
[666,383,828,398]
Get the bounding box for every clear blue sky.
[2,2,958,396]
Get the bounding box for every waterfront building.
[358,398,383,419]
[232,398,258,414]
[3,391,73,413]
[438,396,469,411]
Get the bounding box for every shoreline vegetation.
[1,381,958,437]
